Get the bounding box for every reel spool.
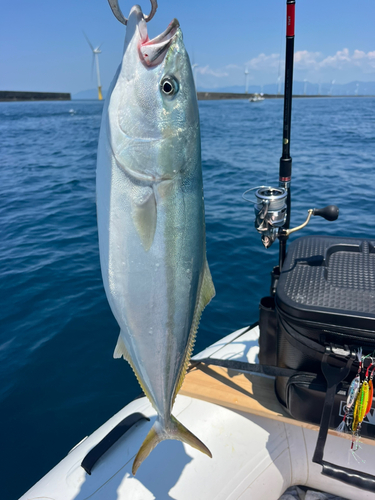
[243,186,287,248]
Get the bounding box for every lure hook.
[107,0,158,25]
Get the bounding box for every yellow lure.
[352,381,369,432]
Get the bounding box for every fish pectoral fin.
[113,333,130,361]
[132,187,157,252]
[132,415,211,475]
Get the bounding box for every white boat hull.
[21,327,375,500]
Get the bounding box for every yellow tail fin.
[132,415,211,475]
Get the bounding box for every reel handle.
[312,205,339,221]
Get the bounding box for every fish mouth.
[139,18,180,67]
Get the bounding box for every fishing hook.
[108,0,158,25]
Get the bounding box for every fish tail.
[132,415,211,475]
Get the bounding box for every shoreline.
[0,91,71,102]
[197,92,374,100]
[1,90,373,102]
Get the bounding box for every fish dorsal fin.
[173,260,215,403]
[132,187,157,252]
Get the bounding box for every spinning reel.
[243,185,339,249]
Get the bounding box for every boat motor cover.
[274,235,375,410]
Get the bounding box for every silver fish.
[96,5,215,474]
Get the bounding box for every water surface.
[1,97,374,499]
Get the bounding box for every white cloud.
[318,48,375,72]
[320,48,351,69]
[351,49,375,72]
[196,65,229,78]
[247,48,375,77]
[245,53,280,72]
[225,64,242,70]
[194,48,375,89]
[294,50,321,70]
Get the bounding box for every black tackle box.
[274,235,375,426]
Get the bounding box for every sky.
[1,0,375,94]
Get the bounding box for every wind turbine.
[244,69,249,94]
[277,75,282,95]
[84,33,103,101]
[329,80,335,96]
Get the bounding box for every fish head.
[108,5,200,182]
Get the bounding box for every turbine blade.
[83,31,94,51]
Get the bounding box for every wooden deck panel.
[180,364,375,446]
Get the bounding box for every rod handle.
[312,205,339,221]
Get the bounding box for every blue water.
[1,97,375,499]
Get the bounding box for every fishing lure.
[365,365,375,416]
[352,380,369,433]
[351,380,369,452]
[336,348,362,433]
[351,358,375,454]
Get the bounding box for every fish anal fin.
[114,332,156,411]
[173,259,215,403]
[132,415,211,475]
[132,188,157,252]
[200,259,216,310]
[113,334,130,360]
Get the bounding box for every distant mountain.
[72,89,108,100]
[197,81,375,96]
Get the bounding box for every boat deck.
[181,326,375,447]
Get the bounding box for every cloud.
[225,64,242,70]
[320,48,351,68]
[318,48,375,72]
[350,49,375,72]
[194,48,375,89]
[245,53,280,72]
[244,48,375,74]
[294,50,321,70]
[196,65,229,78]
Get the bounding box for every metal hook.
[107,0,158,25]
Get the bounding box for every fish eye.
[160,76,179,96]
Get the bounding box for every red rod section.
[286,3,295,37]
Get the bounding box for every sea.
[1,96,374,499]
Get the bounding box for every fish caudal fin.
[132,414,211,475]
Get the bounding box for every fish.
[96,5,215,475]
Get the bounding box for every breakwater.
[197,92,372,100]
[0,91,71,102]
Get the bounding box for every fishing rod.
[243,0,295,257]
[243,0,339,274]
[278,0,295,267]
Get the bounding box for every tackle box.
[273,235,375,429]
